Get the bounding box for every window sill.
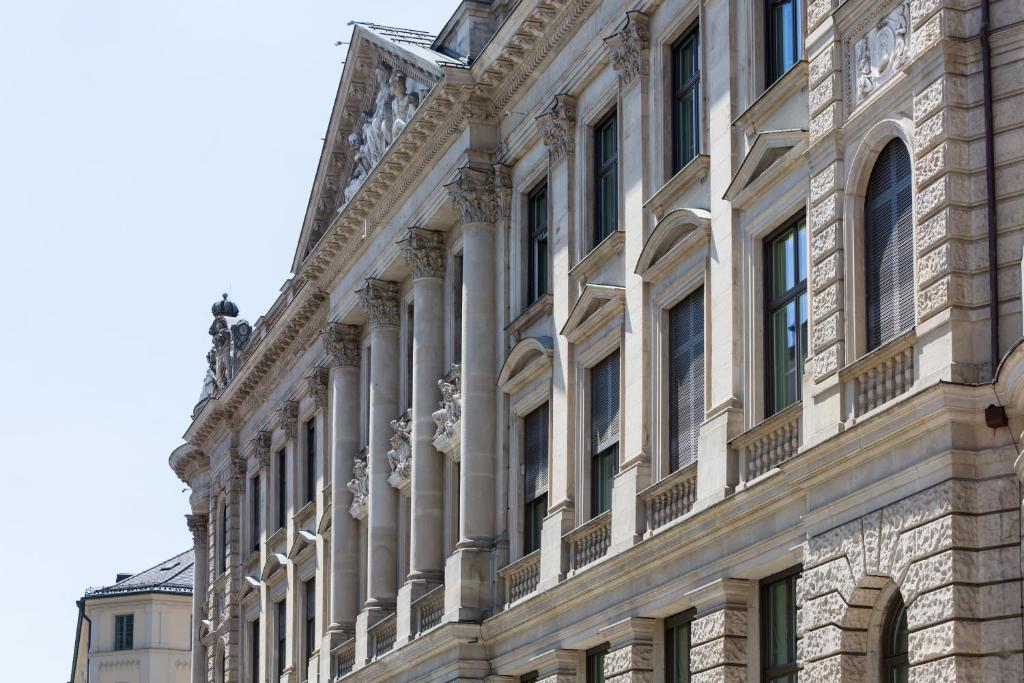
[644,154,710,222]
[733,60,808,139]
[506,294,553,341]
[570,230,625,283]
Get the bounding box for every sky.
[0,1,451,678]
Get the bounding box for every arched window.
[881,592,909,683]
[865,139,914,351]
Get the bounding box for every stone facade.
[167,1,1024,682]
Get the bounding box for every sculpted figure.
[390,72,420,140]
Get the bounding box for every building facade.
[168,0,1024,681]
[70,549,194,683]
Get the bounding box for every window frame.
[522,402,550,555]
[671,24,701,174]
[881,593,909,682]
[276,599,287,677]
[666,286,705,473]
[276,448,287,530]
[586,643,610,683]
[304,418,316,506]
[250,617,260,683]
[666,609,696,683]
[762,212,808,417]
[303,578,316,672]
[526,180,550,307]
[251,472,261,552]
[593,108,619,248]
[113,613,134,651]
[589,350,621,518]
[760,565,801,683]
[764,0,803,87]
[220,497,229,574]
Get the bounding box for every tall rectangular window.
[220,499,229,574]
[251,474,261,551]
[453,253,463,365]
[305,419,316,505]
[276,449,287,530]
[527,181,549,306]
[114,614,134,651]
[250,618,260,683]
[761,567,800,683]
[593,110,618,246]
[590,351,620,517]
[766,0,803,86]
[587,645,608,683]
[406,302,415,407]
[304,579,316,671]
[671,26,700,173]
[668,288,705,472]
[765,215,808,416]
[666,611,694,683]
[523,403,549,555]
[276,600,287,676]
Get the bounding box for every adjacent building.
[70,549,194,683]
[169,0,1024,681]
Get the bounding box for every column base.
[444,547,493,622]
[397,577,443,644]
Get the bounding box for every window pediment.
[260,552,288,582]
[287,529,317,560]
[635,208,710,282]
[724,130,807,207]
[499,337,554,396]
[239,575,261,600]
[561,285,625,344]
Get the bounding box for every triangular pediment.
[291,24,463,272]
[724,129,808,206]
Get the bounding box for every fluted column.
[326,324,362,636]
[443,162,509,619]
[187,512,210,683]
[357,279,401,610]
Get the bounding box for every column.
[396,228,447,639]
[599,618,656,682]
[187,512,210,683]
[605,11,653,551]
[356,279,401,613]
[444,161,507,619]
[686,579,751,682]
[276,401,299,681]
[323,324,362,673]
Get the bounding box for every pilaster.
[685,579,752,683]
[599,618,656,683]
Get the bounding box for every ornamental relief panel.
[847,1,911,109]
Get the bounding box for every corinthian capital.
[251,431,271,468]
[445,163,511,225]
[325,323,361,367]
[277,400,299,439]
[356,278,401,328]
[536,94,577,162]
[306,367,329,408]
[398,228,446,280]
[604,11,650,87]
[186,513,209,546]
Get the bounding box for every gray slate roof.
[358,22,469,68]
[85,548,194,597]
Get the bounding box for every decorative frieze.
[852,2,910,107]
[325,322,362,367]
[398,227,446,280]
[812,283,840,322]
[356,278,401,328]
[445,163,511,225]
[347,450,369,519]
[813,313,841,350]
[386,411,412,489]
[812,253,840,292]
[814,344,840,379]
[811,194,838,234]
[277,400,299,439]
[536,93,576,162]
[809,76,835,116]
[604,11,649,88]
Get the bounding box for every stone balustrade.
[841,330,917,419]
[565,511,611,572]
[412,584,445,635]
[734,402,802,483]
[499,549,541,606]
[640,462,697,534]
[331,638,355,680]
[369,613,397,660]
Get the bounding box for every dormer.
[432,0,514,63]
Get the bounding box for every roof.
[355,22,468,68]
[84,548,194,598]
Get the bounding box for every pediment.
[291,24,462,272]
[239,575,261,599]
[288,529,317,559]
[724,130,808,206]
[498,336,553,394]
[260,552,288,581]
[635,208,710,282]
[561,285,625,344]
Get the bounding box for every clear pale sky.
[0,2,450,678]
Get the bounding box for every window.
[590,351,620,517]
[114,614,134,651]
[666,611,695,683]
[527,181,549,306]
[523,403,549,555]
[276,449,287,530]
[220,499,229,574]
[594,110,619,245]
[881,593,909,683]
[453,253,463,364]
[761,567,800,683]
[865,139,914,351]
[671,26,700,173]
[766,0,802,86]
[276,600,287,676]
[765,215,808,415]
[668,288,705,472]
[250,618,260,683]
[586,645,609,683]
[304,579,316,671]
[305,419,316,505]
[406,302,415,406]
[251,474,261,551]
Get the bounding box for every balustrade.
[369,613,397,659]
[640,462,697,534]
[734,403,802,483]
[498,550,541,606]
[565,512,611,572]
[841,331,917,419]
[412,584,445,635]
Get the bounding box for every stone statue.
[390,72,420,140]
[387,412,413,481]
[432,366,462,440]
[347,452,369,518]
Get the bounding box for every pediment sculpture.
[196,294,252,412]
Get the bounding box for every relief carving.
[387,411,412,488]
[604,11,650,87]
[347,450,369,519]
[853,1,910,107]
[356,278,401,328]
[536,94,576,162]
[432,365,462,442]
[325,323,362,368]
[398,228,446,280]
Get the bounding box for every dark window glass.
[587,646,608,683]
[527,181,549,305]
[406,303,415,407]
[594,110,619,245]
[666,611,694,683]
[251,619,260,683]
[590,351,620,517]
[521,673,539,683]
[766,0,803,86]
[276,449,287,530]
[761,568,800,683]
[304,579,316,670]
[251,474,261,551]
[671,26,701,173]
[865,139,915,351]
[220,499,229,574]
[523,403,549,554]
[668,287,705,472]
[882,594,909,683]
[114,614,134,651]
[765,215,808,416]
[305,419,316,505]
[277,600,287,676]
[453,253,464,364]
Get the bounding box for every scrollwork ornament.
[398,228,446,279]
[604,11,650,87]
[187,513,209,546]
[387,411,413,484]
[306,367,329,408]
[356,278,401,328]
[251,431,271,469]
[536,94,577,162]
[325,323,362,367]
[445,163,508,225]
[277,401,299,439]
